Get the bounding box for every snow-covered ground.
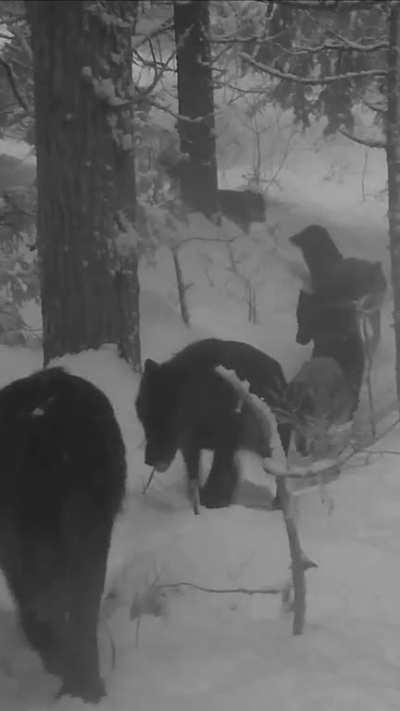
[0,128,399,710]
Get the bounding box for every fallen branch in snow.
[157,581,292,596]
[216,365,325,635]
[359,449,400,456]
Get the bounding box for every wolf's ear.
[144,358,160,375]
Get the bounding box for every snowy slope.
[0,342,398,710]
[0,126,398,709]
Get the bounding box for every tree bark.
[174,0,218,218]
[26,0,141,370]
[386,2,400,411]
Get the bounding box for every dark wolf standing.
[290,224,387,352]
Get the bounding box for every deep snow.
[0,126,399,710]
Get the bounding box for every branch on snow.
[157,581,292,596]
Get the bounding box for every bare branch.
[279,0,375,8]
[265,127,299,189]
[339,127,386,149]
[0,58,29,113]
[158,581,289,595]
[211,29,286,46]
[134,38,177,97]
[132,19,174,50]
[239,51,388,85]
[148,96,229,126]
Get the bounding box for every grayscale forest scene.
[0,1,398,708]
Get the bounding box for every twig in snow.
[142,467,156,494]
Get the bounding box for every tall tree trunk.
[174,0,218,218]
[386,2,400,410]
[26,0,141,370]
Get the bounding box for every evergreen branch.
[339,127,386,149]
[277,38,388,55]
[134,39,177,97]
[147,97,228,125]
[239,51,388,84]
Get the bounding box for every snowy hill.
[0,127,398,709]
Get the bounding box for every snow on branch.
[216,365,343,483]
[239,52,388,85]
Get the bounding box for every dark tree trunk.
[386,3,400,411]
[26,0,141,370]
[174,0,218,218]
